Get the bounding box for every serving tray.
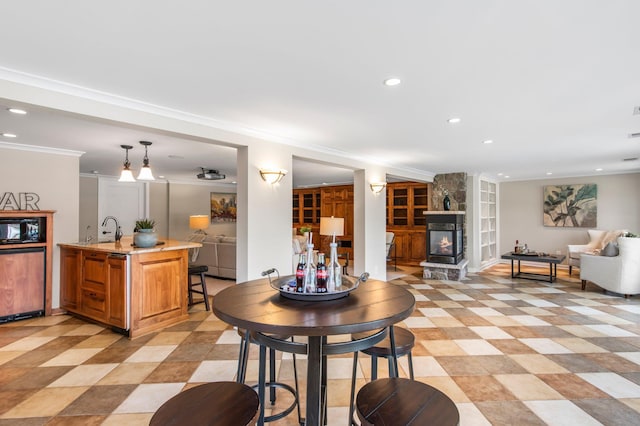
[269,274,361,301]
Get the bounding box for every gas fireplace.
[426,212,464,264]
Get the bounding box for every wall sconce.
[136,141,155,181]
[259,168,287,184]
[118,144,136,182]
[370,182,387,194]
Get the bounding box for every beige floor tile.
[146,331,191,346]
[524,400,602,425]
[62,324,107,336]
[124,345,177,363]
[421,340,466,356]
[0,351,23,365]
[113,383,185,414]
[494,374,564,400]
[73,333,123,349]
[48,363,118,387]
[553,337,608,353]
[41,348,103,366]
[0,336,57,352]
[418,376,471,403]
[431,317,466,328]
[509,354,569,374]
[558,325,607,338]
[101,413,154,425]
[0,386,88,418]
[98,362,159,385]
[484,316,521,327]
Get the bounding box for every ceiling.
[0,1,639,186]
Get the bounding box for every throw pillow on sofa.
[600,241,619,257]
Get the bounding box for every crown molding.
[0,141,84,157]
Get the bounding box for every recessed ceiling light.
[504,175,510,178]
[158,175,165,179]
[383,77,401,86]
[92,170,99,174]
[497,173,503,176]
[595,168,603,171]
[8,108,27,115]
[1,133,17,138]
[447,117,461,124]
[546,172,553,175]
[482,140,493,144]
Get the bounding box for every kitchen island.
[59,237,201,338]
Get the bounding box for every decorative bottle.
[316,253,328,293]
[443,190,451,211]
[327,242,342,292]
[303,243,316,293]
[295,253,305,293]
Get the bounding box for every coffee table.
[501,252,566,283]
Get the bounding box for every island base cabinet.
[59,242,192,339]
[129,250,189,339]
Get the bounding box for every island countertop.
[58,237,201,254]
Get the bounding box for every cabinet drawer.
[81,289,107,319]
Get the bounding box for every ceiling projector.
[197,168,226,180]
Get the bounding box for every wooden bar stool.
[236,329,301,424]
[349,326,415,424]
[188,264,210,311]
[150,381,259,426]
[356,378,459,426]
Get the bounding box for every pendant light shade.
[136,141,155,181]
[118,145,136,182]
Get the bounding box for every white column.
[236,144,292,282]
[353,167,388,280]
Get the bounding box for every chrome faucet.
[101,216,123,242]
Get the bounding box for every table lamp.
[189,215,209,235]
[320,216,345,290]
[188,215,209,262]
[320,216,344,243]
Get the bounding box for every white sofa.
[567,229,627,275]
[196,235,236,279]
[580,237,640,297]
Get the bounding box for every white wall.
[0,145,80,309]
[500,173,640,262]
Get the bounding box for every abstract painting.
[543,184,597,227]
[210,192,237,222]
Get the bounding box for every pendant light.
[136,140,155,181]
[118,145,136,182]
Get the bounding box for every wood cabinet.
[59,240,191,338]
[0,210,55,321]
[320,185,354,259]
[293,188,322,246]
[386,182,431,265]
[61,247,127,329]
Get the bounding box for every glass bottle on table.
[327,242,342,292]
[303,243,316,293]
[316,253,328,293]
[295,253,306,293]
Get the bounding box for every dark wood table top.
[213,278,416,337]
[501,252,566,263]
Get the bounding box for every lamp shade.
[189,215,209,230]
[319,216,344,237]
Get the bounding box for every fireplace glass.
[425,213,464,264]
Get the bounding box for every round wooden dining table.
[213,276,416,426]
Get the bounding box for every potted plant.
[134,218,157,247]
[299,226,312,235]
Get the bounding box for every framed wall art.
[210,192,237,222]
[543,184,597,227]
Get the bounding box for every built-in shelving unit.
[480,180,497,264]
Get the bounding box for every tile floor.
[2,264,640,425]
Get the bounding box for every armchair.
[580,237,640,297]
[567,229,627,275]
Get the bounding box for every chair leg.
[236,330,250,383]
[269,348,276,405]
[258,344,267,425]
[200,272,210,311]
[349,351,359,426]
[371,356,378,381]
[569,265,572,276]
[581,279,587,290]
[187,275,194,306]
[408,351,415,380]
[291,337,302,425]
